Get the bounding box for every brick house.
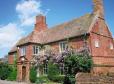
[8,0,114,82]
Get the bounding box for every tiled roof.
[9,44,17,53]
[10,13,95,52]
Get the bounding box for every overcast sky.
[0,0,114,58]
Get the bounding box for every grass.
[36,75,63,84]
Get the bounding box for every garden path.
[0,80,29,84]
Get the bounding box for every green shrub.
[36,75,64,84]
[29,66,37,83]
[69,76,75,84]
[64,54,92,84]
[47,62,60,82]
[51,75,64,83]
[63,75,75,84]
[63,75,71,84]
[0,63,12,80]
[64,54,93,75]
[36,76,50,84]
[7,67,17,81]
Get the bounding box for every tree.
[64,54,93,75]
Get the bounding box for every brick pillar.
[17,64,22,81]
[26,63,30,82]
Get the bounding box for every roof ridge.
[49,13,91,30]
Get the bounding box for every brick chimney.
[93,0,104,19]
[34,14,47,32]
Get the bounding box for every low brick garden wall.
[76,73,114,84]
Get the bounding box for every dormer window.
[95,40,99,48]
[20,46,26,56]
[33,45,41,55]
[110,43,113,50]
[59,41,68,53]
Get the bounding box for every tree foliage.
[29,66,37,83]
[0,63,12,80]
[64,54,93,75]
[7,66,17,81]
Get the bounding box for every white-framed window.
[43,63,48,75]
[59,41,68,53]
[33,45,41,55]
[95,40,99,48]
[20,46,26,56]
[110,43,113,50]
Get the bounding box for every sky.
[0,0,114,58]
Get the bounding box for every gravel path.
[0,80,29,84]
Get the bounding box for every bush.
[52,75,64,82]
[7,67,17,81]
[29,66,37,83]
[64,54,93,75]
[0,63,12,80]
[36,75,64,84]
[69,76,75,84]
[36,76,50,84]
[63,75,75,84]
[64,54,92,84]
[47,62,61,82]
[63,75,71,84]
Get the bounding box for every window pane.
[33,45,40,55]
[20,46,26,56]
[95,41,99,48]
[110,43,113,50]
[60,42,68,52]
[43,63,48,74]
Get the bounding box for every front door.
[22,66,26,81]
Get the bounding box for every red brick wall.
[69,37,85,49]
[90,33,114,57]
[90,19,114,56]
[76,73,114,84]
[17,45,33,61]
[89,19,114,73]
[8,53,15,64]
[26,45,33,61]
[49,37,85,54]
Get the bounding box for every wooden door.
[22,66,26,81]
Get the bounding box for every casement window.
[110,43,113,50]
[13,53,17,61]
[33,45,41,55]
[59,41,68,53]
[95,40,99,48]
[20,47,26,56]
[43,63,48,75]
[37,68,40,77]
[60,65,64,75]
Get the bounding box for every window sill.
[20,55,26,56]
